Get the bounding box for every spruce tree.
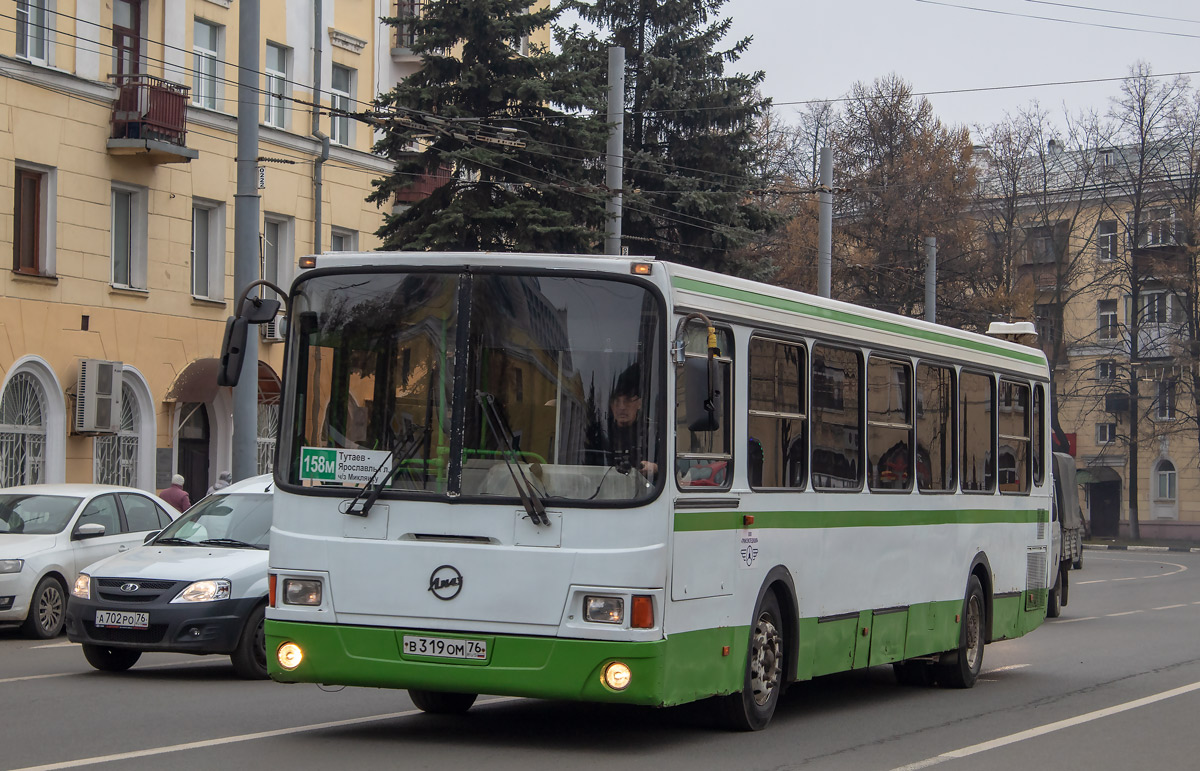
[565,0,779,273]
[370,0,608,252]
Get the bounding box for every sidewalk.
[1084,539,1200,554]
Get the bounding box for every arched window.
[95,383,139,486]
[1155,460,1177,501]
[0,372,48,486]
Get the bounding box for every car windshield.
[281,270,665,504]
[154,493,272,548]
[0,495,83,534]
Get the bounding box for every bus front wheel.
[936,575,985,689]
[719,591,784,731]
[408,689,477,715]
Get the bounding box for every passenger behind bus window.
[591,364,658,478]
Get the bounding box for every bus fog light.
[283,579,322,606]
[603,661,632,691]
[277,642,304,670]
[584,595,624,624]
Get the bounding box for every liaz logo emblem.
[428,565,463,600]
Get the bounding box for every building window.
[13,167,50,276]
[16,0,49,63]
[1096,360,1116,382]
[330,65,354,146]
[193,19,222,109]
[111,185,147,289]
[1155,460,1177,501]
[1098,220,1117,261]
[395,0,424,49]
[191,200,225,300]
[1098,299,1119,341]
[264,43,290,128]
[1034,302,1059,349]
[94,383,138,486]
[1155,379,1175,420]
[1136,207,1178,248]
[329,228,356,252]
[0,372,47,486]
[263,216,292,287]
[1096,422,1116,445]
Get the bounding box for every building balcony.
[107,74,198,163]
[395,166,453,205]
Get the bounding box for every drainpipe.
[311,0,328,253]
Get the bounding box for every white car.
[65,475,272,678]
[0,485,181,638]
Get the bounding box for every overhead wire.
[914,0,1200,40]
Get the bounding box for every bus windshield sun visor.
[475,391,550,526]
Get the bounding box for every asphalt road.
[2,551,1198,770]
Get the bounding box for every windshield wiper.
[154,537,200,546]
[475,391,550,526]
[345,426,429,517]
[199,538,264,549]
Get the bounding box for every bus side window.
[811,344,863,491]
[998,380,1031,494]
[916,362,956,492]
[960,371,996,492]
[676,322,733,489]
[867,356,913,492]
[748,337,807,490]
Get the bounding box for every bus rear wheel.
[936,575,985,689]
[408,689,477,715]
[719,591,784,731]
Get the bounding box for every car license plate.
[402,635,487,660]
[95,610,149,629]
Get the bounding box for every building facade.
[0,0,430,502]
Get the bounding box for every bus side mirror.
[217,316,249,387]
[684,357,721,432]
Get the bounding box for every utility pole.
[817,147,832,298]
[232,0,261,482]
[605,46,625,256]
[924,236,937,323]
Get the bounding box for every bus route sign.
[300,447,391,484]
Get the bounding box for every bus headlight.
[277,642,304,670]
[602,661,632,691]
[584,595,624,624]
[283,579,322,606]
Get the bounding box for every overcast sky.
[719,0,1200,137]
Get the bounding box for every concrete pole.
[817,147,832,298]
[604,46,625,256]
[924,236,937,323]
[232,0,261,482]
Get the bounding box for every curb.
[1083,543,1200,553]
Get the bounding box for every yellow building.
[0,0,431,502]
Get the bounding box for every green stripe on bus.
[674,508,1049,532]
[671,276,1047,366]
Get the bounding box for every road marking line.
[1152,604,1187,610]
[983,664,1030,674]
[8,697,518,771]
[1056,616,1098,624]
[0,659,226,685]
[891,679,1200,770]
[1077,579,1108,584]
[1112,577,1141,582]
[31,641,78,649]
[1106,610,1144,617]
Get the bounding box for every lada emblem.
[428,565,463,601]
[120,583,140,593]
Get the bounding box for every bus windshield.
[282,270,665,504]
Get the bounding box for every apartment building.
[0,0,430,502]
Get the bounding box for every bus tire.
[719,590,784,731]
[936,575,985,689]
[892,660,935,687]
[408,689,477,714]
[1047,568,1062,618]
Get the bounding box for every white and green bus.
[256,252,1052,730]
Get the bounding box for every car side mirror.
[73,522,106,540]
[143,530,160,544]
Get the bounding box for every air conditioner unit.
[75,358,123,434]
[261,313,286,342]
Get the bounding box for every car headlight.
[171,579,231,603]
[0,559,23,574]
[72,573,91,599]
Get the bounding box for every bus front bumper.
[266,619,743,707]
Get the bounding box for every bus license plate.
[95,610,149,629]
[402,635,487,660]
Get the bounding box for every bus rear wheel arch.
[936,574,987,689]
[719,582,792,731]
